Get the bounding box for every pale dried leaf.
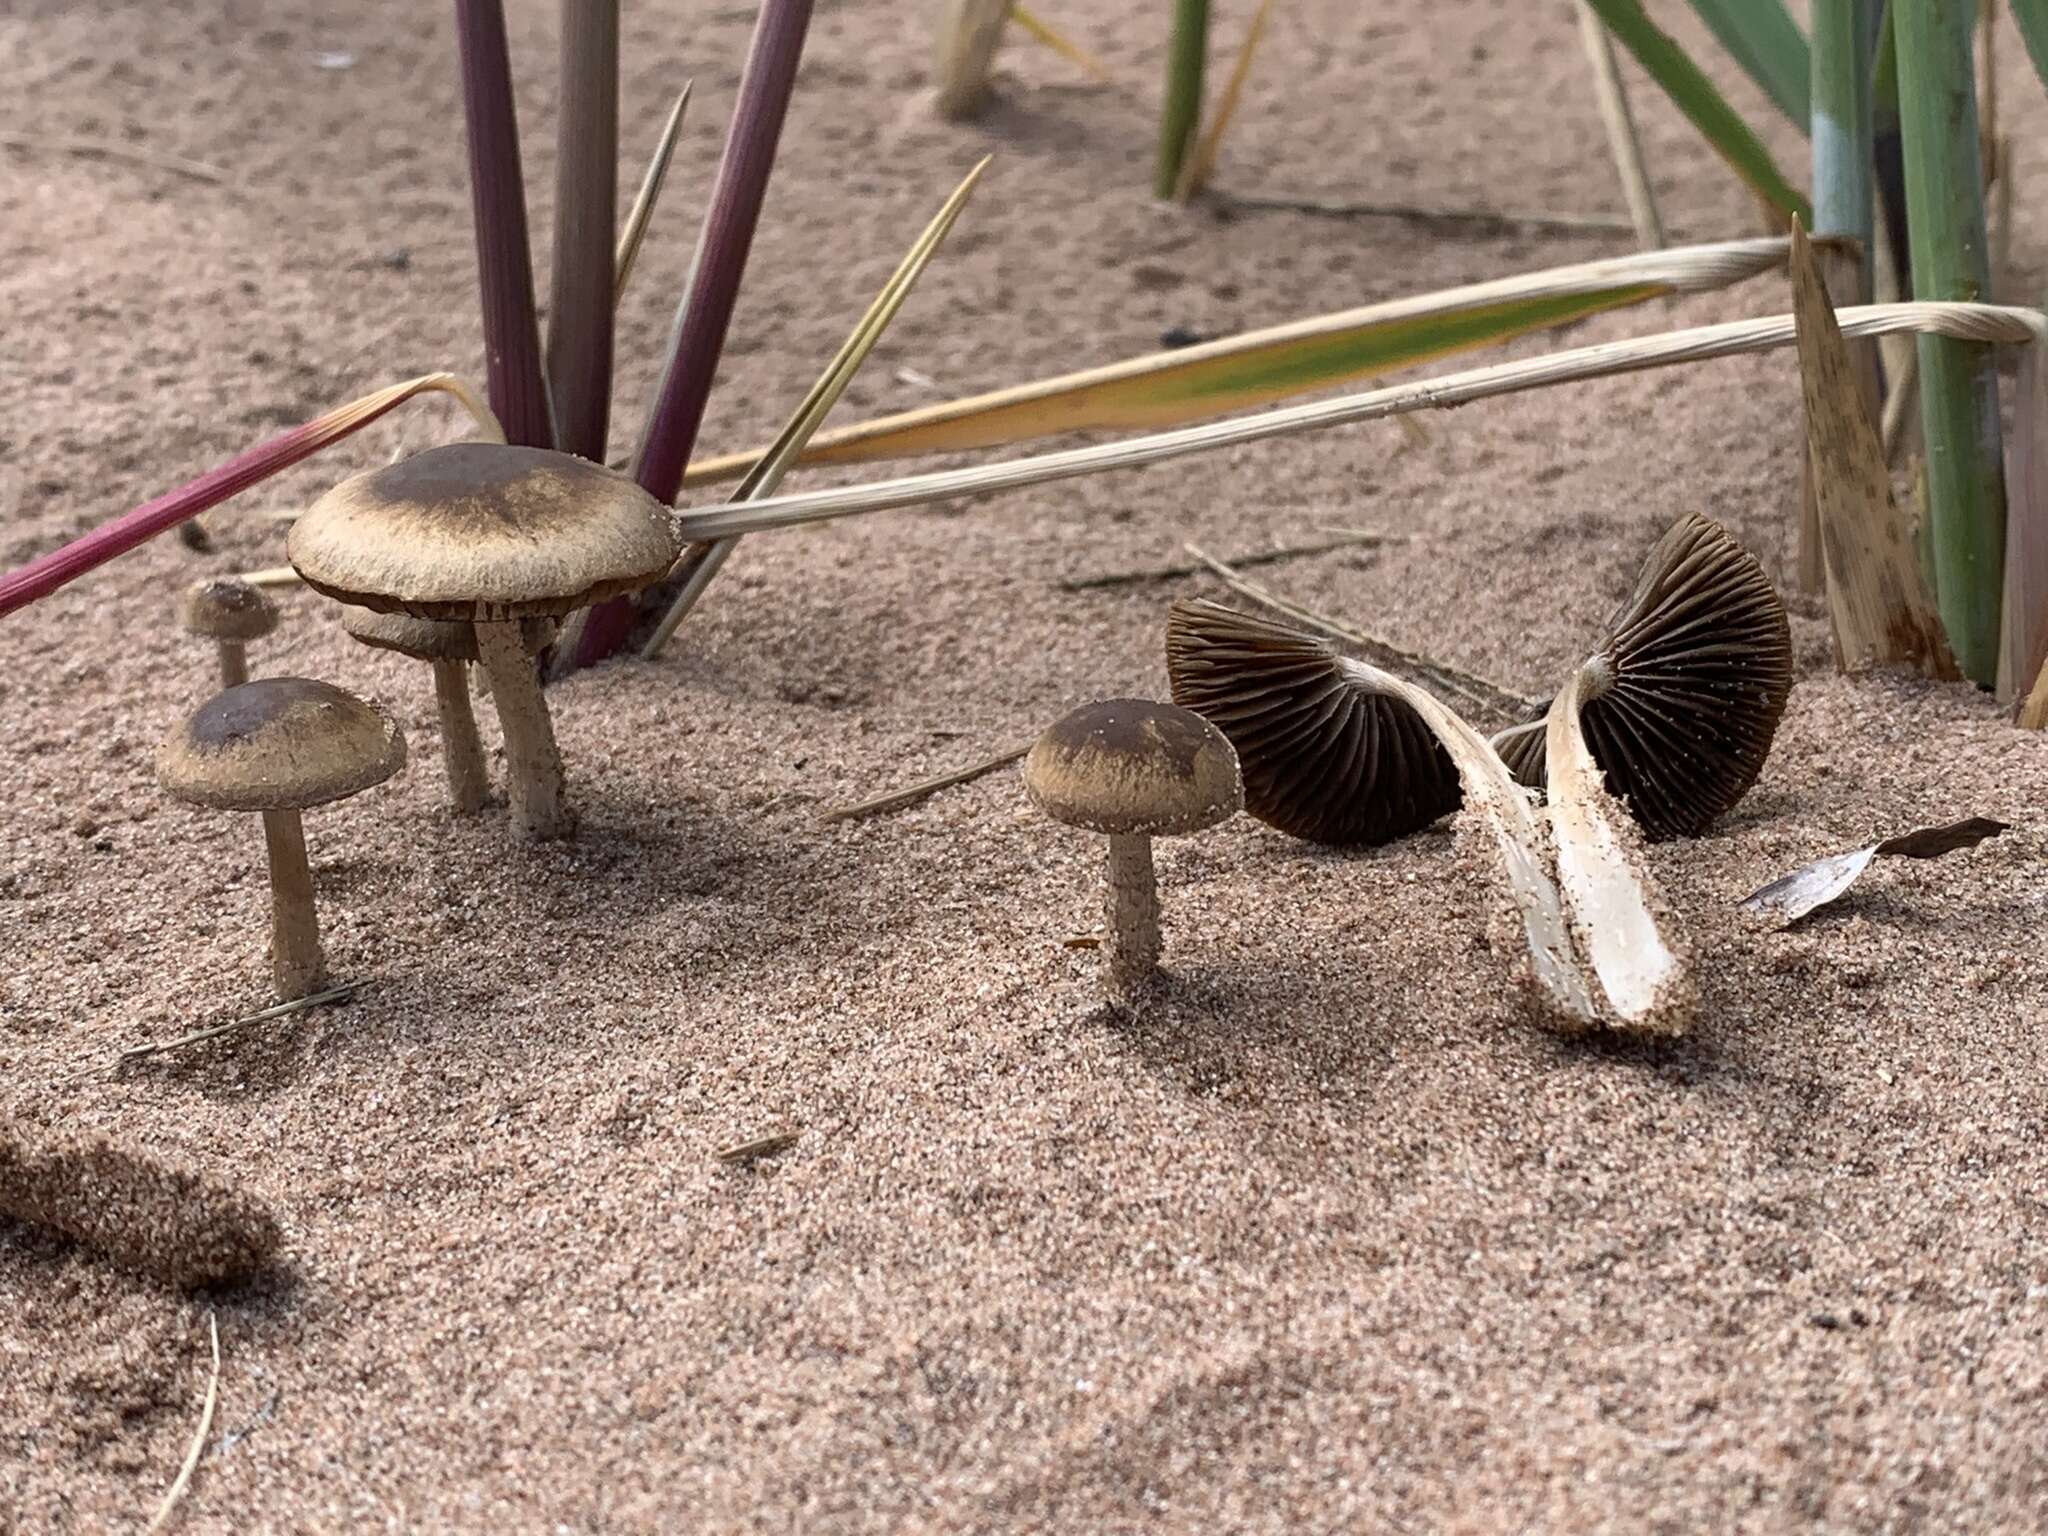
[1739,816,2010,925]
[1787,220,1957,678]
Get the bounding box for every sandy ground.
[4,0,2047,1530]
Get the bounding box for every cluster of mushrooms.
[160,458,1789,1024]
[1031,512,1793,1016]
[158,443,683,999]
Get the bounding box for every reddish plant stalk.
[571,0,817,667]
[456,0,555,449]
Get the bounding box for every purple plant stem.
[544,0,619,461]
[456,0,555,449]
[572,0,817,667]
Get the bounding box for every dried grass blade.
[2002,338,2048,701]
[1545,670,1693,1035]
[0,375,500,618]
[1173,0,1278,201]
[639,156,991,656]
[1575,0,1666,250]
[614,82,694,306]
[145,1313,220,1535]
[1011,5,1113,81]
[1788,220,1956,676]
[670,301,2044,543]
[679,237,1800,484]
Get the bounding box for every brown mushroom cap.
[340,606,554,663]
[288,442,680,621]
[179,577,279,642]
[1166,598,1463,846]
[1492,512,1792,839]
[1023,698,1242,836]
[156,677,406,812]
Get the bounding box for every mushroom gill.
[1165,598,1463,846]
[1489,512,1792,840]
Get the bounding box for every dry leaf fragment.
[1739,817,2010,926]
[1787,219,1958,679]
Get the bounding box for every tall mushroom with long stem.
[288,443,679,839]
[156,678,406,999]
[339,607,552,815]
[1022,698,1242,1000]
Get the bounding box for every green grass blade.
[2012,0,2048,95]
[1896,0,2006,683]
[1582,0,1812,224]
[1156,0,1208,199]
[1687,0,1812,128]
[639,158,991,656]
[679,238,1799,483]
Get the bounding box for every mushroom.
[288,442,679,839]
[340,607,552,815]
[1165,597,1464,845]
[1022,698,1243,998]
[156,677,406,999]
[179,577,278,688]
[1487,512,1793,839]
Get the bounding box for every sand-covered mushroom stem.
[341,608,552,815]
[156,678,406,999]
[1023,699,1242,998]
[288,443,680,840]
[1489,512,1793,839]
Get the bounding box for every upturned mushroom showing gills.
[1023,698,1242,999]
[1487,512,1792,840]
[180,576,278,688]
[341,607,552,816]
[288,443,680,840]
[156,678,405,999]
[1165,598,1464,845]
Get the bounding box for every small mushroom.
[1488,512,1793,839]
[289,443,679,839]
[1023,698,1242,998]
[179,577,278,688]
[1166,597,1464,845]
[156,678,406,999]
[340,608,551,815]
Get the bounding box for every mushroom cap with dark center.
[1024,698,1242,836]
[1166,598,1463,846]
[288,442,681,622]
[156,677,406,812]
[340,606,554,663]
[179,577,279,642]
[1497,512,1792,839]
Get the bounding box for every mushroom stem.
[259,806,325,999]
[1103,833,1162,992]
[431,658,491,815]
[217,640,249,689]
[473,618,570,839]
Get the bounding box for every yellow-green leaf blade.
[680,237,1796,485]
